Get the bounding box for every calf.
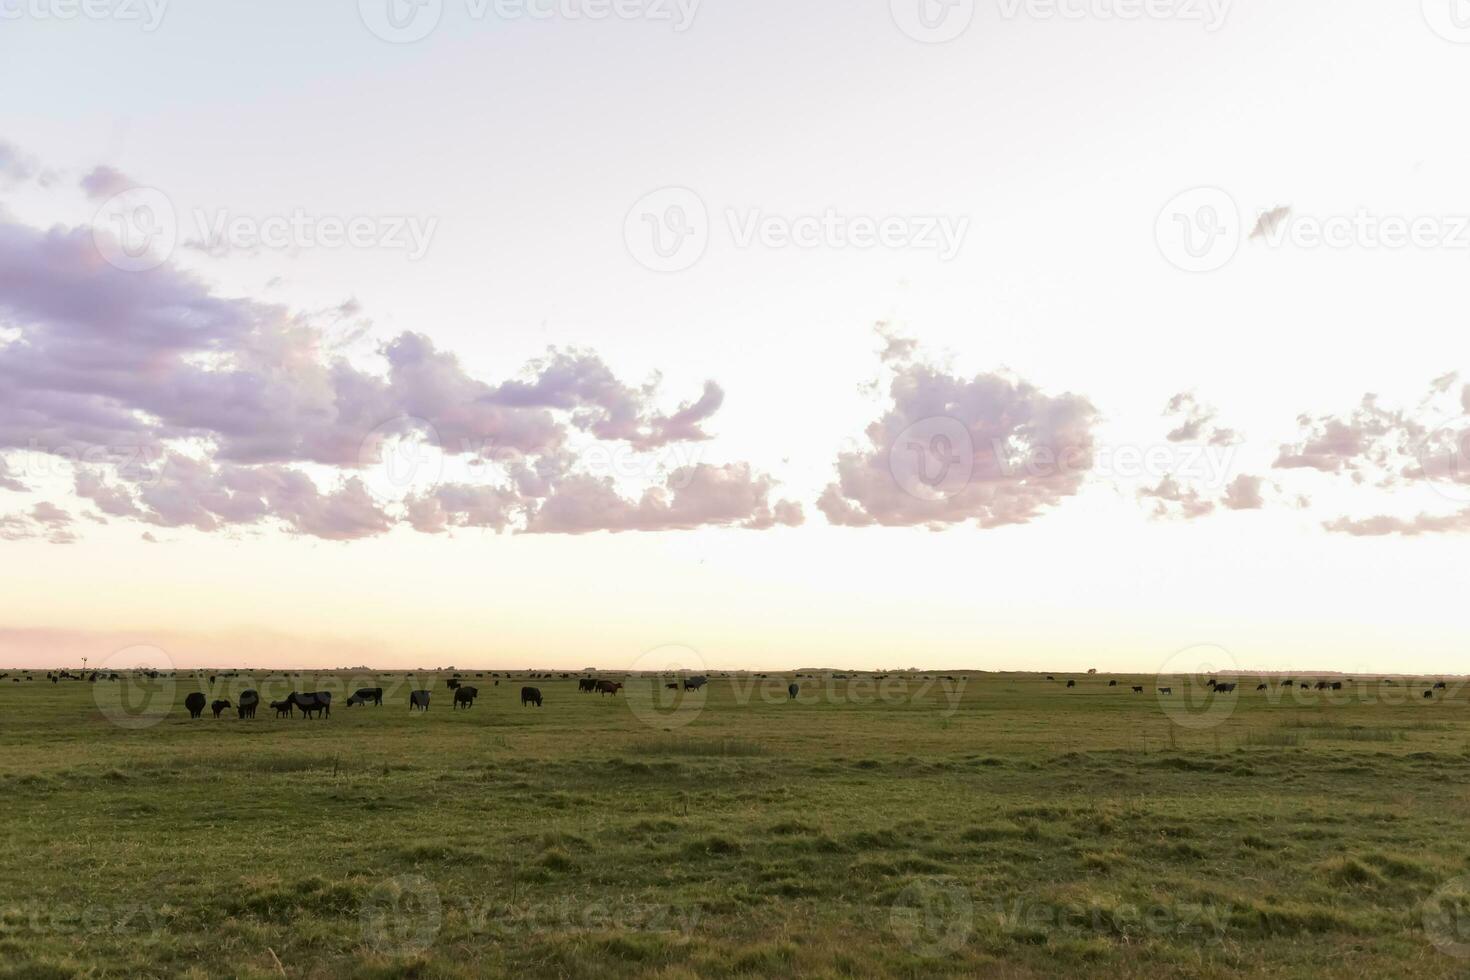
[521,686,543,708]
[271,699,293,719]
[211,699,232,719]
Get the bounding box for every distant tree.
[1087,668,1098,675]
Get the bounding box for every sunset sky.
[2,0,1468,674]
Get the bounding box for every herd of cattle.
[1047,675,1455,699]
[174,678,560,720]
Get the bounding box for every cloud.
[1164,392,1238,446]
[0,140,38,183]
[78,165,137,200]
[1138,476,1215,520]
[0,458,27,493]
[1222,474,1265,511]
[1324,509,1470,537]
[527,463,804,535]
[819,354,1098,529]
[0,185,793,542]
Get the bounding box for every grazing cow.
[1066,680,1076,689]
[1046,675,1055,681]
[596,680,623,697]
[446,679,461,691]
[1425,691,1435,699]
[271,699,293,718]
[1330,682,1343,691]
[1158,687,1173,695]
[346,688,384,707]
[578,678,597,693]
[521,686,542,708]
[1108,680,1118,687]
[185,692,207,719]
[237,691,259,719]
[1315,682,1328,691]
[1132,686,1144,694]
[1257,684,1268,691]
[684,676,708,692]
[665,682,679,690]
[789,683,800,700]
[454,686,479,709]
[288,691,331,720]
[211,699,232,719]
[1215,683,1238,694]
[1435,682,1448,690]
[409,690,431,712]
[1300,683,1309,690]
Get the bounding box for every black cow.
[1330,682,1343,691]
[684,676,708,692]
[1066,680,1076,689]
[211,699,232,719]
[1215,683,1237,694]
[454,686,479,709]
[521,686,542,708]
[1425,690,1436,699]
[1435,682,1448,690]
[409,690,431,712]
[665,682,679,690]
[346,687,383,707]
[289,691,331,720]
[789,683,799,700]
[1132,686,1144,693]
[271,699,293,718]
[1256,684,1268,691]
[446,679,461,690]
[1158,687,1173,695]
[1108,680,1118,687]
[596,681,623,696]
[237,690,260,719]
[578,678,596,693]
[185,692,206,719]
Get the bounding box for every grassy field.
[4,669,1470,978]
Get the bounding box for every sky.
[1,0,1468,674]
